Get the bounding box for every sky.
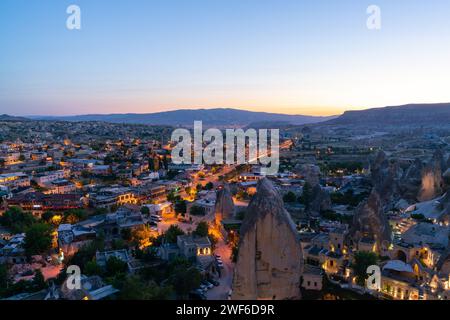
[1,0,450,116]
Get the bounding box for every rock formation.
[297,164,321,187]
[214,184,235,225]
[370,151,401,206]
[418,150,445,202]
[347,190,392,252]
[232,178,302,300]
[399,158,424,202]
[308,184,332,217]
[437,192,450,224]
[437,231,450,275]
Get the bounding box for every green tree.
[105,256,128,277]
[194,221,209,238]
[0,207,36,233]
[283,191,297,203]
[174,200,187,215]
[299,182,313,210]
[353,251,379,286]
[84,260,103,276]
[63,209,87,224]
[118,276,173,300]
[235,210,246,220]
[23,223,53,257]
[140,206,150,215]
[41,211,55,223]
[68,239,104,271]
[163,225,185,244]
[205,182,214,190]
[32,269,46,291]
[131,225,152,248]
[0,264,8,297]
[170,266,201,299]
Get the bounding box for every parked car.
[199,284,208,291]
[202,280,214,289]
[150,215,162,222]
[209,279,220,287]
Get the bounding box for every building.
[46,179,77,195]
[0,172,30,189]
[177,235,212,259]
[0,233,26,264]
[57,224,97,257]
[302,265,324,291]
[33,170,67,186]
[8,193,83,215]
[89,187,138,210]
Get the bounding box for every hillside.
[31,108,335,127]
[325,103,450,126]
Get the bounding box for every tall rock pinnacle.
[214,184,235,226]
[232,178,302,300]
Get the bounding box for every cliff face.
[400,158,424,202]
[347,190,392,252]
[214,184,235,225]
[370,151,402,205]
[325,103,450,126]
[232,179,302,300]
[309,184,332,217]
[418,150,445,202]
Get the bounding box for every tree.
[140,206,150,215]
[32,269,46,291]
[235,210,246,220]
[174,200,187,215]
[353,251,379,286]
[63,209,87,224]
[84,260,103,276]
[23,223,53,257]
[118,276,173,300]
[205,182,214,190]
[0,207,36,233]
[189,205,206,216]
[121,228,132,241]
[68,239,104,271]
[41,211,55,223]
[131,225,152,248]
[0,264,8,297]
[170,266,201,299]
[194,221,209,238]
[299,182,313,210]
[283,191,297,203]
[167,189,179,202]
[163,225,185,244]
[105,256,128,277]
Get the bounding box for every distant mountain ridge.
[30,108,335,127]
[0,114,30,122]
[325,103,450,126]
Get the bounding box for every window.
[314,282,317,287]
[307,281,311,286]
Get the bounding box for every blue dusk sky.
[1,0,450,116]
